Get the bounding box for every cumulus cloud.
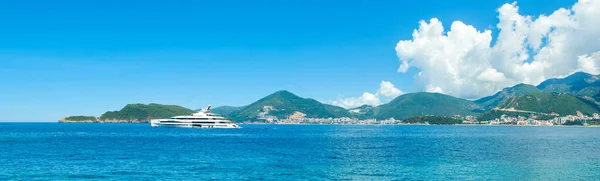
[395,0,600,99]
[578,52,600,74]
[377,81,403,98]
[331,81,403,108]
[330,92,381,109]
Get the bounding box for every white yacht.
[150,105,240,128]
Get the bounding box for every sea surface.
[1,123,600,180]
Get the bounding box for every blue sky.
[0,0,579,121]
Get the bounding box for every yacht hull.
[150,119,240,129]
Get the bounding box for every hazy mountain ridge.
[201,106,245,116]
[537,72,600,101]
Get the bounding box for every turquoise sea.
[1,123,600,180]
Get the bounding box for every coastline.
[55,120,600,127]
[58,119,147,123]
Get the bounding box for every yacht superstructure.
[150,106,240,128]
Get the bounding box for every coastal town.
[248,114,600,126]
[479,112,600,126]
[249,105,600,126]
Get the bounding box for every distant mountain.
[475,83,542,109]
[204,106,245,116]
[350,104,374,110]
[348,105,374,114]
[496,92,600,116]
[99,103,195,122]
[348,105,377,120]
[375,92,482,120]
[537,72,600,98]
[228,90,351,122]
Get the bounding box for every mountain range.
[473,72,600,119]
[223,71,600,121]
[495,92,600,116]
[62,72,600,122]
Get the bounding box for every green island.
[63,116,97,122]
[60,104,194,123]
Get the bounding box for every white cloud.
[477,68,507,82]
[578,52,600,74]
[426,85,444,94]
[395,0,600,99]
[377,81,403,98]
[330,92,380,109]
[331,81,403,108]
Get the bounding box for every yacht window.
[192,121,216,124]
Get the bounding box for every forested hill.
[61,104,195,123]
